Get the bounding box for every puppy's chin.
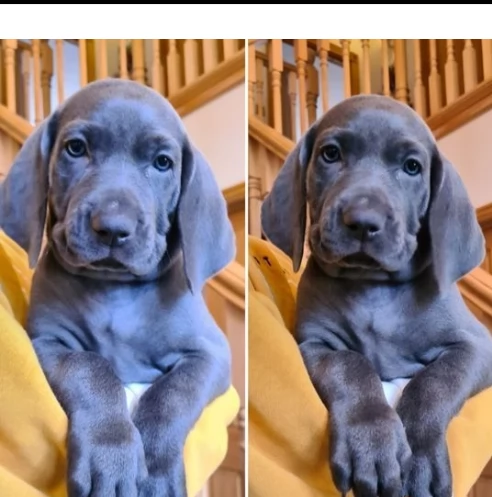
[50,224,168,279]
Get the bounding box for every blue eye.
[403,159,422,176]
[153,154,173,172]
[65,139,87,158]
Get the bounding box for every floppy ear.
[178,142,236,293]
[428,151,485,293]
[260,123,317,272]
[0,115,57,268]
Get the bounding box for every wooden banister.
[0,104,32,144]
[459,268,492,321]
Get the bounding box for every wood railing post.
[255,56,265,121]
[203,39,219,73]
[306,57,319,125]
[41,40,53,117]
[202,39,219,74]
[393,39,409,104]
[98,39,108,79]
[32,39,43,125]
[21,49,31,121]
[248,175,263,237]
[340,39,352,98]
[317,39,330,112]
[118,40,128,79]
[248,43,256,115]
[79,39,88,86]
[183,39,199,85]
[223,39,237,60]
[428,39,442,114]
[463,40,478,93]
[445,40,459,105]
[381,39,391,97]
[151,39,162,93]
[167,40,180,96]
[269,39,283,133]
[131,39,145,84]
[482,39,492,81]
[2,39,17,113]
[294,39,308,134]
[288,71,298,140]
[55,39,65,104]
[361,39,371,93]
[413,40,426,117]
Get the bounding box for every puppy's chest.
[321,287,427,379]
[78,290,177,382]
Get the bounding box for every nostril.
[367,224,380,234]
[346,222,380,235]
[115,230,130,242]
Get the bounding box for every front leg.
[396,339,492,497]
[32,337,148,497]
[133,343,231,497]
[300,339,412,497]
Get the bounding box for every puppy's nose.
[90,199,137,247]
[342,196,386,239]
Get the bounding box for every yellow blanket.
[248,235,492,497]
[0,230,239,497]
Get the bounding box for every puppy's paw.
[138,461,186,497]
[330,403,411,497]
[404,432,452,497]
[67,417,148,497]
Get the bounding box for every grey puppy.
[0,78,235,497]
[261,94,492,497]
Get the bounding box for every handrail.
[0,104,32,144]
[459,268,492,318]
[248,116,294,160]
[477,202,492,231]
[169,49,244,118]
[208,260,245,311]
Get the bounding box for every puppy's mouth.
[88,257,128,272]
[337,252,382,270]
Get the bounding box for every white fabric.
[381,378,411,408]
[124,383,152,416]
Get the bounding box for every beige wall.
[437,108,492,209]
[182,83,246,190]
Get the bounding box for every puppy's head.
[261,95,484,291]
[0,79,235,290]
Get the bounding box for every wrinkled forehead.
[56,80,186,147]
[317,96,435,151]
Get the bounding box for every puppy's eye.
[153,154,173,172]
[403,159,422,176]
[65,139,87,158]
[320,145,340,163]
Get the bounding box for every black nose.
[90,199,137,247]
[342,196,387,239]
